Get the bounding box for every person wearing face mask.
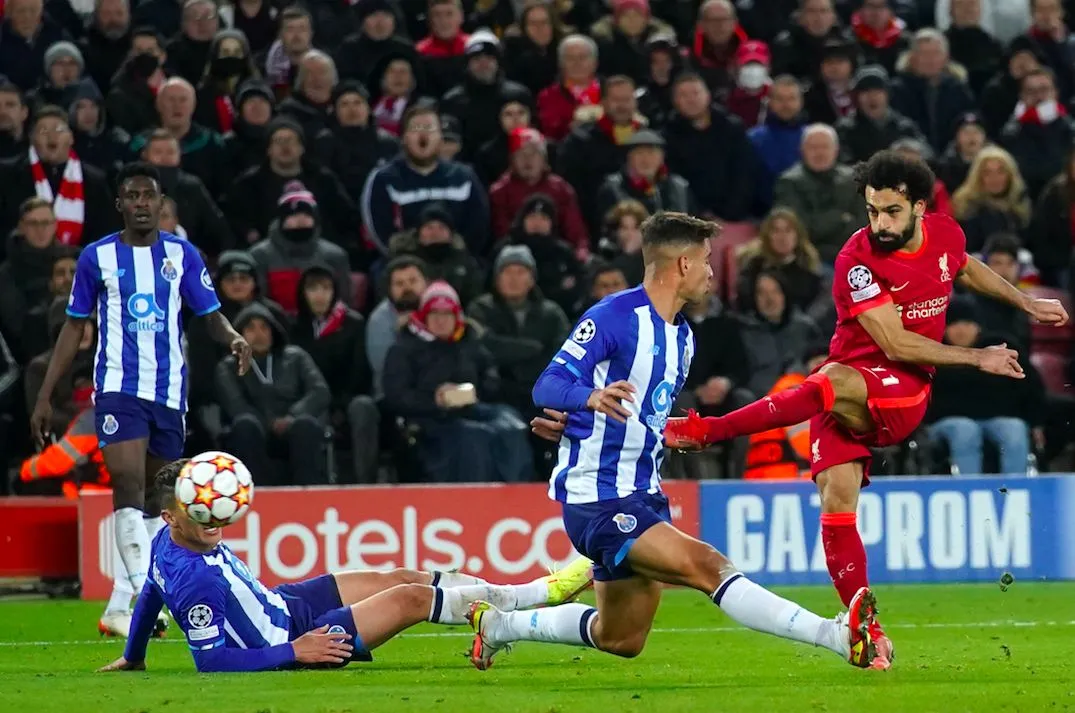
[139,129,232,259]
[362,105,490,255]
[80,0,134,96]
[1000,67,1075,201]
[194,30,259,135]
[726,40,773,128]
[291,264,380,484]
[387,203,484,307]
[249,181,352,316]
[221,79,277,178]
[106,27,170,136]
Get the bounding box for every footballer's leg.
[333,556,593,612]
[468,573,660,670]
[100,437,152,593]
[626,521,876,668]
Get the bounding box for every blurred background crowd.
[1,0,1073,494]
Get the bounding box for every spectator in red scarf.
[370,52,422,137]
[263,6,313,101]
[536,34,601,141]
[417,0,470,99]
[291,264,380,484]
[489,127,590,255]
[1019,0,1075,103]
[595,129,696,223]
[194,30,260,135]
[850,0,909,74]
[726,40,772,128]
[803,37,857,125]
[1000,67,1075,200]
[690,0,747,98]
[557,74,645,231]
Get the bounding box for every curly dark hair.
[854,149,935,207]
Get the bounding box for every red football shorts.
[809,364,931,485]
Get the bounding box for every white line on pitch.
[1,620,1073,647]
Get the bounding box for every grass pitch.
[1,583,1072,713]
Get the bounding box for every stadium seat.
[1030,351,1074,396]
[351,272,368,312]
[709,222,757,304]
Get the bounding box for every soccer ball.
[175,451,254,527]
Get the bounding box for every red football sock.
[820,512,869,608]
[703,373,834,443]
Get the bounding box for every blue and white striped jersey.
[147,528,291,652]
[537,287,695,504]
[66,232,220,412]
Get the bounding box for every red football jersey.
[828,213,968,380]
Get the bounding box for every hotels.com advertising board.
[78,482,700,599]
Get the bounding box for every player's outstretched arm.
[857,302,1024,378]
[97,582,164,672]
[203,311,251,376]
[957,256,1069,326]
[30,316,88,447]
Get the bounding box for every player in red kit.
[663,150,1069,671]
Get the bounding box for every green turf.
[1,583,1072,713]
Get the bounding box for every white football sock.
[430,571,487,587]
[712,573,845,657]
[511,579,549,609]
[428,585,529,624]
[487,603,597,648]
[104,548,134,615]
[143,515,165,541]
[114,507,150,592]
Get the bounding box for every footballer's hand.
[977,343,1025,379]
[531,408,567,442]
[663,409,709,451]
[97,657,145,672]
[292,625,354,665]
[29,398,53,449]
[586,381,636,423]
[1027,298,1069,327]
[231,336,252,376]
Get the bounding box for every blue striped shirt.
[66,232,220,412]
[533,287,695,504]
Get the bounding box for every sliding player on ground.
[466,212,880,671]
[29,163,252,636]
[98,459,593,673]
[663,151,1069,669]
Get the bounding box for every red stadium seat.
[709,222,757,304]
[350,272,368,313]
[1030,351,1073,396]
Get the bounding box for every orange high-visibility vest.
[743,373,812,480]
[20,407,111,499]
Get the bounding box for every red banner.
[0,497,78,578]
[79,482,699,599]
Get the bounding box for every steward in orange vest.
[743,372,812,480]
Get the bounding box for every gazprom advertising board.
[700,476,1075,585]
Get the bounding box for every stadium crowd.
[1,0,1073,493]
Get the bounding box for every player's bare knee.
[389,568,428,586]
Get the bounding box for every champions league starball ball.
[175,451,254,527]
